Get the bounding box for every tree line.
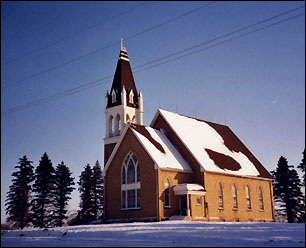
[5,149,305,228]
[271,149,305,223]
[5,152,104,229]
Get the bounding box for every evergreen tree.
[271,156,304,223]
[5,156,35,229]
[78,164,95,224]
[53,161,75,227]
[31,153,56,228]
[92,160,104,220]
[297,149,305,186]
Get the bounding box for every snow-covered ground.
[1,221,305,247]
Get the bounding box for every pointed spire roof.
[107,40,138,108]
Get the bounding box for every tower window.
[111,90,116,103]
[129,90,134,104]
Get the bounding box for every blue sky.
[1,1,305,223]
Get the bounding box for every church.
[102,45,275,223]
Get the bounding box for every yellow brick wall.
[157,169,193,220]
[190,195,205,218]
[203,171,275,222]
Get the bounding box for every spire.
[106,41,138,108]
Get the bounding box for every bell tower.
[104,40,143,165]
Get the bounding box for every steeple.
[104,41,144,165]
[106,39,138,109]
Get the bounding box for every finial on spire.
[120,38,126,52]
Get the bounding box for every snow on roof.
[130,124,192,172]
[158,109,260,177]
[173,183,205,192]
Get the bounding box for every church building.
[102,45,275,222]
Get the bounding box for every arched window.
[111,89,116,103]
[121,152,141,209]
[164,179,171,208]
[246,185,251,210]
[126,114,131,123]
[218,182,224,209]
[115,114,121,135]
[108,115,113,137]
[258,186,264,210]
[232,184,238,209]
[132,115,136,124]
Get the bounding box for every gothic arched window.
[111,89,116,103]
[218,182,224,209]
[232,184,238,209]
[121,152,141,209]
[246,185,252,210]
[108,115,113,137]
[258,186,264,210]
[115,114,121,135]
[164,179,171,208]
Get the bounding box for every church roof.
[151,109,273,179]
[130,123,192,172]
[107,49,138,108]
[102,123,192,177]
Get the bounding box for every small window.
[122,191,126,209]
[232,184,238,209]
[164,179,171,208]
[137,189,141,208]
[246,185,252,210]
[111,90,116,103]
[127,190,136,208]
[218,182,224,209]
[129,90,134,104]
[197,196,202,206]
[258,186,264,210]
[127,159,135,183]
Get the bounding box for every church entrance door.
[180,195,187,216]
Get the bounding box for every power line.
[133,5,305,70]
[133,13,305,73]
[1,1,216,89]
[1,11,304,116]
[2,2,148,66]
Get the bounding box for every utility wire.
[1,11,304,116]
[133,5,305,70]
[2,2,148,66]
[1,1,216,89]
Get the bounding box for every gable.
[151,109,273,179]
[102,124,192,177]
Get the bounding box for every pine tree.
[92,160,104,220]
[31,153,56,228]
[297,149,305,186]
[271,156,304,223]
[78,164,95,224]
[53,161,75,227]
[5,156,35,229]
